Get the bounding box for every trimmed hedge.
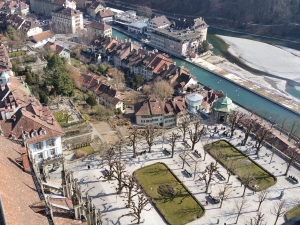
[65,130,80,137]
[60,120,85,128]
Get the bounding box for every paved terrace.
[192,58,300,116]
[49,123,300,225]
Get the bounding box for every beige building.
[30,0,76,16]
[52,7,83,34]
[86,1,105,18]
[87,21,112,37]
[150,17,208,57]
[146,15,170,37]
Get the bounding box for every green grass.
[286,204,300,220]
[205,140,276,190]
[71,58,81,67]
[9,50,27,57]
[53,110,74,123]
[135,163,204,225]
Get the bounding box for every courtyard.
[48,120,300,225]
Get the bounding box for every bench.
[208,193,220,204]
[217,171,226,181]
[184,169,192,177]
[194,150,202,158]
[164,148,171,155]
[104,168,109,177]
[138,150,146,156]
[288,175,299,184]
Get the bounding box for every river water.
[111,29,300,123]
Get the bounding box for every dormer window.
[31,131,38,137]
[40,129,46,135]
[24,134,30,139]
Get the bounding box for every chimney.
[39,109,42,117]
[52,118,55,125]
[130,43,133,52]
[179,66,182,75]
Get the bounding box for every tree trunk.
[242,185,247,197]
[269,152,274,164]
[182,156,185,169]
[148,145,151,153]
[235,213,240,224]
[204,152,207,161]
[133,143,136,158]
[227,173,231,183]
[192,141,195,150]
[244,133,249,145]
[220,199,224,208]
[274,215,279,225]
[284,161,292,176]
[257,201,262,211]
[171,146,174,158]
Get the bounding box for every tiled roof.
[32,30,55,42]
[151,15,171,27]
[52,7,82,17]
[97,8,114,18]
[88,1,104,10]
[43,41,64,54]
[87,21,111,30]
[0,136,48,225]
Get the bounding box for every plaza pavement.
[50,123,300,225]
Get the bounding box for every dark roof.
[87,21,111,30]
[52,7,82,16]
[88,1,104,10]
[151,15,171,27]
[97,8,114,18]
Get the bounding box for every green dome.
[213,95,236,113]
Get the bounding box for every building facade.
[52,7,83,34]
[30,30,56,47]
[146,15,170,37]
[86,1,105,18]
[87,21,112,37]
[30,0,76,16]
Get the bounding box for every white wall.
[27,27,43,37]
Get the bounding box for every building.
[52,7,83,34]
[86,1,105,18]
[150,17,208,57]
[77,74,125,113]
[30,0,76,16]
[0,74,64,163]
[96,8,114,22]
[146,15,170,37]
[43,41,70,63]
[0,136,49,224]
[0,1,18,14]
[0,42,13,76]
[30,30,56,47]
[20,20,43,37]
[135,97,189,127]
[114,10,148,34]
[19,2,30,16]
[87,21,112,37]
[212,95,236,122]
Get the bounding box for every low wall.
[63,132,93,149]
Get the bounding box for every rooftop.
[32,30,55,42]
[87,21,111,30]
[52,6,82,17]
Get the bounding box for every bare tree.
[100,147,115,180]
[270,199,287,225]
[254,124,271,156]
[218,184,232,208]
[124,190,152,224]
[234,197,248,224]
[181,146,189,169]
[286,119,300,142]
[209,110,216,128]
[226,158,238,183]
[269,135,280,164]
[128,126,141,158]
[178,117,190,142]
[193,160,201,180]
[111,145,127,194]
[169,132,181,158]
[141,125,156,153]
[241,170,256,197]
[210,145,223,166]
[228,110,245,137]
[202,162,219,193]
[279,117,288,135]
[284,145,300,176]
[250,211,267,225]
[257,189,270,211]
[189,119,205,150]
[123,175,140,207]
[243,117,256,145]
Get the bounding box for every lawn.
[134,163,204,225]
[9,50,27,57]
[75,145,94,155]
[286,204,300,220]
[53,110,74,123]
[205,140,276,190]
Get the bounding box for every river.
[111,29,300,124]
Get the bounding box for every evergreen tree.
[86,96,97,108]
[44,54,74,95]
[5,25,18,40]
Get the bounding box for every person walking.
[206,200,209,206]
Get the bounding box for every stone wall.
[63,132,93,149]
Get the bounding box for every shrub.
[74,150,87,159]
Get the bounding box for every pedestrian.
[206,200,208,205]
[88,165,90,170]
[217,218,219,224]
[241,182,243,187]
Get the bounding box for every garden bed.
[134,162,204,225]
[205,140,276,190]
[286,204,300,221]
[53,110,74,123]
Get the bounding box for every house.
[30,0,76,16]
[114,10,148,34]
[0,42,13,76]
[86,1,105,18]
[20,20,43,37]
[146,15,170,37]
[0,75,64,164]
[30,30,56,48]
[135,97,189,127]
[52,7,83,34]
[150,17,208,57]
[96,8,114,22]
[43,41,70,64]
[0,136,49,224]
[77,73,125,113]
[0,1,18,14]
[87,21,112,37]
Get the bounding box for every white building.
[146,15,170,37]
[186,93,203,113]
[30,30,56,48]
[52,7,83,34]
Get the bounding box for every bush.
[65,130,80,137]
[74,150,87,159]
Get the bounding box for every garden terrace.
[286,204,300,221]
[205,140,276,190]
[134,162,204,225]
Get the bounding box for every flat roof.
[152,27,204,42]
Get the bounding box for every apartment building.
[30,30,56,47]
[146,15,170,37]
[150,17,208,57]
[87,21,112,37]
[86,1,105,18]
[52,7,83,34]
[30,0,76,16]
[0,42,12,76]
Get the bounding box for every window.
[50,149,56,155]
[47,139,55,147]
[35,142,42,150]
[37,152,43,159]
[31,131,38,137]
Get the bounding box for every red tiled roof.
[32,30,55,42]
[0,136,48,225]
